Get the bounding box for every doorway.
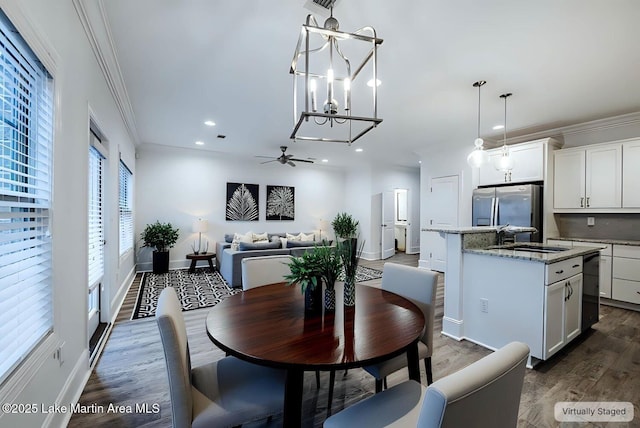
[394,189,410,253]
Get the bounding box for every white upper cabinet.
[622,139,640,208]
[478,139,549,186]
[553,142,622,211]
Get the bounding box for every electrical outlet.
[587,217,595,226]
[481,298,489,313]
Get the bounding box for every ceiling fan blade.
[287,161,296,167]
[289,158,314,163]
[260,159,278,164]
[256,155,276,159]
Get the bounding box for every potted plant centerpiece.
[141,221,180,274]
[314,245,343,311]
[332,213,363,306]
[284,250,324,315]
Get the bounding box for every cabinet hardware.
[556,269,564,274]
[586,197,590,207]
[572,264,580,268]
[580,197,584,207]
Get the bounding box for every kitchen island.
[423,227,601,366]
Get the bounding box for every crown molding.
[72,0,139,144]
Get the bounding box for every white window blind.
[88,139,104,289]
[0,11,54,385]
[119,160,133,255]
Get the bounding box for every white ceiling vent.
[303,0,339,16]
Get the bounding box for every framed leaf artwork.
[266,185,295,221]
[226,182,259,221]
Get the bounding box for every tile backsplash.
[554,213,640,241]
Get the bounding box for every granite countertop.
[550,237,640,247]
[422,226,498,234]
[464,242,600,264]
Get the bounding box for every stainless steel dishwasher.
[582,252,600,331]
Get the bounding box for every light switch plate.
[587,217,595,226]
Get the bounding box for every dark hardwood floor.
[69,252,640,428]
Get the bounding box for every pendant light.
[466,80,489,168]
[494,92,514,171]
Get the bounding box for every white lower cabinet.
[544,272,582,360]
[612,244,640,304]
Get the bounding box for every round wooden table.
[206,282,425,427]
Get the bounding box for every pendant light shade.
[467,80,489,168]
[494,93,514,171]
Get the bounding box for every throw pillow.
[286,232,301,241]
[224,233,234,243]
[286,240,322,248]
[300,232,315,241]
[253,232,268,242]
[231,231,254,251]
[238,241,281,251]
[279,237,288,248]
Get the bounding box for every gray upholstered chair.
[324,341,530,428]
[240,254,293,291]
[363,263,438,392]
[155,287,285,428]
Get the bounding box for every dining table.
[205,282,425,428]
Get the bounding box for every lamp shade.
[192,218,208,233]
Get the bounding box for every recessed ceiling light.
[322,159,328,163]
[195,141,204,146]
[366,79,382,88]
[204,120,216,127]
[355,148,364,152]
[493,124,504,130]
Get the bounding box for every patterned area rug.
[132,268,240,320]
[132,265,383,320]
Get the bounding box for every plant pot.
[344,277,356,306]
[324,285,336,312]
[153,251,170,274]
[304,282,323,316]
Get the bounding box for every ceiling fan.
[256,146,314,167]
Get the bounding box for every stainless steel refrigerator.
[472,184,542,242]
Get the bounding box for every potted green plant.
[331,212,359,240]
[313,245,343,311]
[141,221,180,274]
[284,250,323,315]
[337,237,365,307]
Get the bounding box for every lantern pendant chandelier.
[495,92,514,172]
[290,7,383,144]
[466,80,489,168]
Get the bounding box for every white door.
[381,190,395,259]
[544,279,566,359]
[427,175,459,272]
[564,274,583,342]
[88,137,105,342]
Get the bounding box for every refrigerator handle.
[490,197,496,226]
[493,197,499,226]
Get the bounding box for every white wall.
[0,1,137,427]
[134,146,347,270]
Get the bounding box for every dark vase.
[304,281,323,316]
[153,251,170,274]
[324,286,336,312]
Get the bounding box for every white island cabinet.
[463,252,585,364]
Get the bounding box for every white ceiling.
[88,0,640,168]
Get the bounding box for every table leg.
[207,257,215,272]
[406,342,421,383]
[283,368,304,428]
[188,259,197,273]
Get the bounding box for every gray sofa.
[216,232,328,288]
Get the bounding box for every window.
[88,134,105,322]
[118,160,133,255]
[0,10,54,384]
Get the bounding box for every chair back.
[381,263,438,353]
[241,255,293,291]
[156,287,193,428]
[418,341,530,428]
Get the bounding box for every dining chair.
[324,341,530,428]
[363,263,438,392]
[241,254,293,291]
[156,287,285,428]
